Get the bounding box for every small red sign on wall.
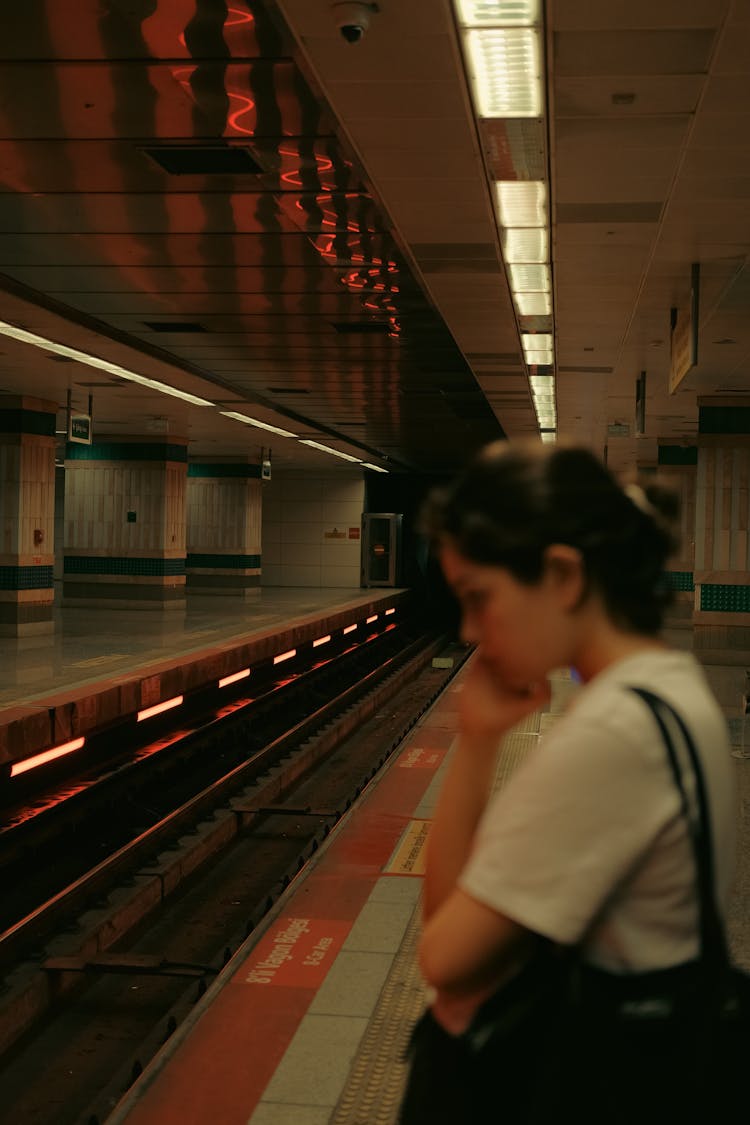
[349,527,360,539]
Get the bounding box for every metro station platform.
[105,639,750,1125]
[0,587,408,776]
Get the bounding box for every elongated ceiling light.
[453,0,556,439]
[0,320,215,407]
[220,410,297,438]
[299,439,362,463]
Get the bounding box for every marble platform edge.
[0,589,409,768]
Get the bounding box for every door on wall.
[361,513,402,587]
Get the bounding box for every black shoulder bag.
[399,689,750,1125]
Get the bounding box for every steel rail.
[0,631,442,969]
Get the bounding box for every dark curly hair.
[422,442,680,636]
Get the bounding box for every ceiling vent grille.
[143,145,265,176]
[556,202,662,223]
[143,321,206,333]
[558,365,613,374]
[331,321,392,334]
[267,386,311,394]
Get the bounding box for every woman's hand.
[459,653,551,740]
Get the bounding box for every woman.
[402,442,736,1123]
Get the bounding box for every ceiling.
[0,0,748,477]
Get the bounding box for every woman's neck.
[572,612,666,684]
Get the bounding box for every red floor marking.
[117,695,456,1125]
[244,917,351,987]
[399,747,446,769]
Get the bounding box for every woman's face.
[440,540,576,688]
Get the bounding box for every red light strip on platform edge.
[10,737,85,777]
[366,614,378,624]
[313,635,331,647]
[219,668,251,688]
[343,624,358,635]
[273,649,297,665]
[137,696,184,722]
[385,608,395,615]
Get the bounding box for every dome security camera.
[331,1,378,44]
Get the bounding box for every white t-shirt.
[459,650,736,972]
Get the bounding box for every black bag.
[398,688,750,1124]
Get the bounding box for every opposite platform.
[0,587,408,774]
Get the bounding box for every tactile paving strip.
[330,720,544,1124]
[330,905,422,1125]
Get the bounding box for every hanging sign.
[68,413,92,444]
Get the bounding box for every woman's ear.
[543,544,586,610]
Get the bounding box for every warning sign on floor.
[244,917,351,988]
[385,820,431,876]
[398,747,445,769]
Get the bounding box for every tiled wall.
[64,460,187,555]
[0,437,55,560]
[187,477,262,554]
[262,471,364,587]
[695,446,750,572]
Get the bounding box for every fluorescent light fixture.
[502,227,548,263]
[495,182,546,228]
[514,292,551,315]
[525,351,554,365]
[0,320,214,407]
[522,333,553,351]
[273,649,297,664]
[220,411,297,438]
[10,737,85,777]
[362,463,389,473]
[456,0,541,26]
[313,635,331,647]
[219,668,251,688]
[464,28,542,117]
[343,623,358,634]
[299,439,362,463]
[508,263,550,291]
[541,431,557,443]
[137,695,184,721]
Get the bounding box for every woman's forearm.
[422,733,499,921]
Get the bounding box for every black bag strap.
[628,687,730,971]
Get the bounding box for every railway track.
[0,633,468,1125]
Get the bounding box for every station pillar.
[0,395,57,636]
[186,460,262,596]
[656,444,697,621]
[63,436,187,609]
[692,401,750,661]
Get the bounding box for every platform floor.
[108,628,750,1125]
[1,588,398,713]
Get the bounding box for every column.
[63,436,187,609]
[0,395,57,636]
[657,444,697,621]
[693,400,750,659]
[186,460,262,596]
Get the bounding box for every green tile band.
[657,446,698,466]
[700,584,750,612]
[186,553,261,569]
[188,463,262,478]
[664,571,694,592]
[698,407,750,436]
[0,565,54,589]
[63,556,186,576]
[0,408,56,437]
[65,442,188,462]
